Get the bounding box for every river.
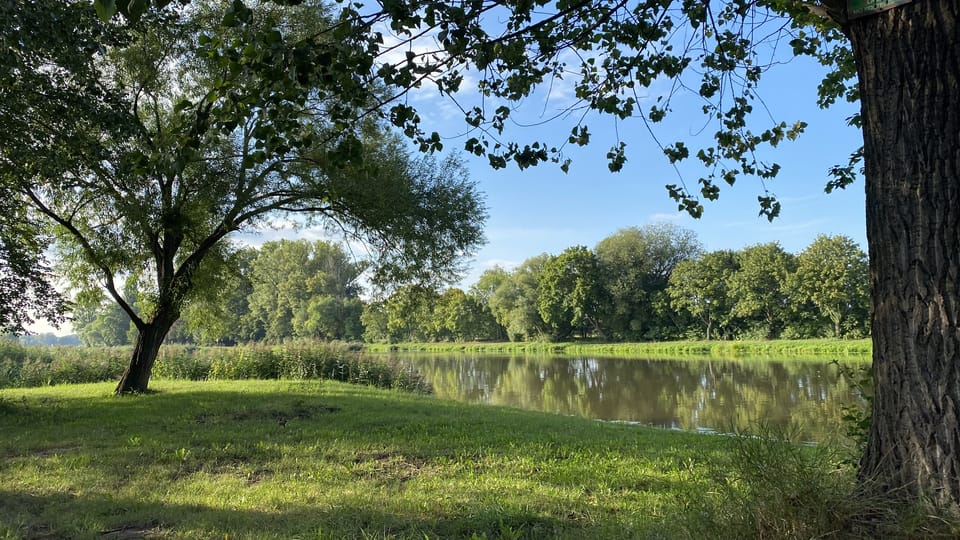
[386,353,867,443]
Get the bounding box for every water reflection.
[388,354,866,443]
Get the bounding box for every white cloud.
[647,212,687,223]
[480,258,520,271]
[767,219,828,233]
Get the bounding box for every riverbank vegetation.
[0,337,870,391]
[1,380,951,539]
[66,227,870,351]
[0,341,426,392]
[364,338,872,359]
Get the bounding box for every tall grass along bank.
[0,341,428,392]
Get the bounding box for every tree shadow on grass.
[0,489,574,539]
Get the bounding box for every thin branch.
[22,187,146,330]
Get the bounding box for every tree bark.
[846,1,960,509]
[114,312,178,394]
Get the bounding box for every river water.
[386,353,868,443]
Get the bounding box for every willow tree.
[86,0,960,509]
[8,0,485,394]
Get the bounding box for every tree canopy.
[4,0,486,392]
[596,224,702,340]
[93,0,853,220]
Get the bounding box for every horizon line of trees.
[69,223,869,346]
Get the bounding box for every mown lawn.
[1,380,730,539]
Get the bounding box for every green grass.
[0,380,722,539]
[0,380,952,539]
[363,338,873,360]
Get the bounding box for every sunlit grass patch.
[4,379,946,539]
[0,380,724,539]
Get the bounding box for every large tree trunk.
[847,1,960,509]
[114,313,178,395]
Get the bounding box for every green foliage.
[0,198,66,334]
[11,0,486,392]
[244,240,365,342]
[172,343,431,392]
[679,425,861,539]
[384,285,440,342]
[96,0,859,219]
[668,250,739,340]
[176,246,257,345]
[675,423,958,539]
[468,267,510,341]
[595,224,702,340]
[431,288,501,342]
[154,343,432,392]
[72,301,134,347]
[728,243,797,338]
[536,246,607,340]
[488,255,551,342]
[376,284,503,344]
[0,340,428,393]
[360,301,390,343]
[0,0,120,334]
[832,359,873,457]
[367,338,873,359]
[370,230,870,345]
[790,234,870,338]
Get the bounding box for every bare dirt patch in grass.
[29,445,81,458]
[99,522,164,539]
[350,451,429,484]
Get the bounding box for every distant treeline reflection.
[393,354,865,443]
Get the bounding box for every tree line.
[368,225,870,343]
[74,224,869,345]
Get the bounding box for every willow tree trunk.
[847,1,960,509]
[114,312,178,395]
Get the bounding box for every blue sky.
[422,55,867,288]
[202,39,869,289]
[333,11,868,291]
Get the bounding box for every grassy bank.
[0,380,713,539]
[363,338,873,359]
[2,380,949,539]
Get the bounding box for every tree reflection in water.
[391,354,866,443]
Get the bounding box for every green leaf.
[94,0,117,21]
